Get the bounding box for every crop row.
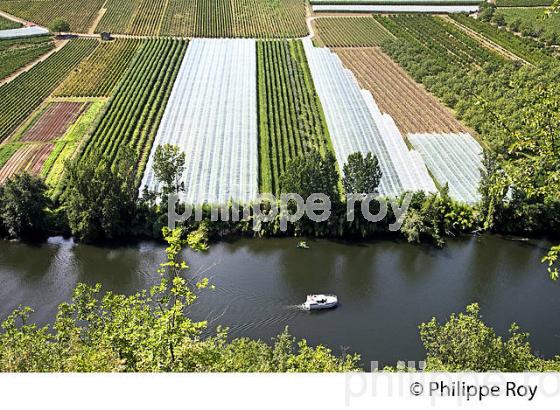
[257,40,332,195]
[55,39,143,97]
[81,38,188,185]
[96,0,307,38]
[0,39,98,143]
[0,35,54,80]
[374,15,504,67]
[314,17,394,47]
[450,14,556,65]
[0,0,105,32]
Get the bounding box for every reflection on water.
[0,235,559,368]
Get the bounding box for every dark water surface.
[1,235,559,367]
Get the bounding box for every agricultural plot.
[450,14,555,65]
[408,133,483,204]
[0,15,20,30]
[82,38,188,184]
[42,100,105,194]
[0,99,98,185]
[0,0,105,32]
[312,4,480,12]
[0,39,98,143]
[335,47,468,134]
[302,39,436,197]
[55,39,142,97]
[498,8,560,39]
[257,40,332,195]
[374,14,504,66]
[314,17,393,48]
[140,39,258,204]
[496,0,553,6]
[20,102,88,142]
[310,0,481,3]
[97,0,308,37]
[0,35,54,80]
[0,143,54,183]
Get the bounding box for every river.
[0,235,559,368]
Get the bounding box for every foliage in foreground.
[417,304,560,372]
[0,228,359,372]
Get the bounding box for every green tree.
[279,150,339,201]
[63,148,138,243]
[420,304,560,372]
[152,144,186,195]
[49,19,70,34]
[342,152,382,196]
[0,173,49,239]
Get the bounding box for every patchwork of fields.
[4,4,535,206]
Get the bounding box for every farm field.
[81,38,188,185]
[409,132,483,204]
[0,38,98,143]
[0,35,54,80]
[141,39,258,204]
[0,0,105,32]
[19,102,88,142]
[257,40,332,195]
[449,14,555,65]
[55,39,142,97]
[302,38,436,197]
[313,17,393,47]
[0,14,20,29]
[0,142,54,183]
[312,4,480,12]
[498,7,560,38]
[334,47,468,135]
[0,99,101,186]
[96,0,308,38]
[310,0,481,3]
[496,0,553,6]
[374,14,505,66]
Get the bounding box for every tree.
[0,173,49,239]
[63,148,138,243]
[342,152,382,196]
[279,150,340,201]
[49,19,70,34]
[152,144,186,195]
[419,304,560,372]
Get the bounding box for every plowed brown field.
[334,47,469,135]
[21,102,88,142]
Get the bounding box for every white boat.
[304,294,338,310]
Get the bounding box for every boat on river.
[304,294,338,310]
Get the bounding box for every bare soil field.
[21,101,88,142]
[334,47,469,135]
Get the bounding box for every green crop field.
[314,17,394,47]
[80,38,188,184]
[499,7,560,38]
[0,0,105,32]
[97,0,308,37]
[451,14,555,65]
[496,0,554,6]
[0,36,54,80]
[55,39,143,97]
[257,40,332,195]
[374,15,505,67]
[0,14,20,29]
[0,39,98,143]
